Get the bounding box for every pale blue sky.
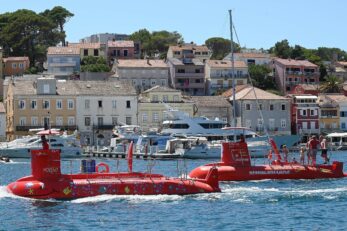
[1,0,346,51]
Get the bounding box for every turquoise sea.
[1,152,347,231]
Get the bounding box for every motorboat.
[7,139,220,199]
[326,132,347,150]
[160,107,300,150]
[0,130,82,158]
[189,139,347,181]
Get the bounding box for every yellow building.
[6,77,77,140]
[138,86,194,132]
[318,94,341,133]
[68,42,106,60]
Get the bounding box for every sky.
[1,0,346,51]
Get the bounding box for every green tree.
[320,75,342,93]
[248,64,276,90]
[271,39,292,59]
[40,6,74,46]
[129,29,183,58]
[129,29,151,58]
[0,9,62,66]
[291,45,305,59]
[205,37,239,60]
[81,56,110,72]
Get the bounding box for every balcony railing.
[175,73,204,77]
[16,125,78,131]
[93,125,114,130]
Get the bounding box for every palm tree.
[319,75,342,93]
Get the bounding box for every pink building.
[107,40,136,62]
[273,58,319,94]
[289,94,319,139]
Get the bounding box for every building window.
[56,100,62,109]
[85,117,91,126]
[19,117,26,126]
[56,117,63,126]
[152,112,159,122]
[269,104,274,111]
[31,100,37,109]
[112,117,118,125]
[163,95,168,102]
[19,63,24,69]
[178,69,185,73]
[281,119,286,128]
[269,118,275,130]
[112,100,117,108]
[125,116,132,125]
[12,63,17,68]
[18,100,25,109]
[174,51,180,55]
[124,50,128,56]
[126,100,131,108]
[84,49,88,56]
[85,99,90,109]
[94,49,99,56]
[246,104,251,110]
[96,117,103,126]
[142,113,148,122]
[98,100,103,108]
[31,117,38,126]
[152,95,158,102]
[68,117,75,126]
[43,100,50,109]
[342,122,346,129]
[281,104,286,110]
[245,119,251,128]
[258,104,262,110]
[163,111,169,120]
[68,100,74,109]
[302,110,307,116]
[43,84,50,94]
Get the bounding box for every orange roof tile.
[117,59,168,68]
[47,47,80,55]
[107,40,134,48]
[3,57,29,62]
[169,45,210,52]
[235,86,287,100]
[234,53,271,58]
[68,42,101,49]
[207,60,247,68]
[274,58,317,68]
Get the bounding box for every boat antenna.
[231,15,271,147]
[229,10,236,130]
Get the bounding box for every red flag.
[127,141,134,172]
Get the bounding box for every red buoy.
[7,142,220,199]
[189,140,346,181]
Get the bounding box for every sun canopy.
[36,129,60,135]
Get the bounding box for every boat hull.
[189,161,346,181]
[7,172,220,199]
[0,147,82,158]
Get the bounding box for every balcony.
[175,82,205,89]
[93,125,114,130]
[210,74,248,79]
[16,125,78,131]
[175,73,204,77]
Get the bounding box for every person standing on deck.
[306,137,312,164]
[319,135,329,164]
[282,145,289,163]
[308,135,320,165]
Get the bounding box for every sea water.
[1,152,347,230]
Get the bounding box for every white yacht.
[160,108,300,149]
[0,132,82,158]
[326,132,347,150]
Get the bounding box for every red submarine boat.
[7,136,220,199]
[189,139,347,181]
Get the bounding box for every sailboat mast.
[229,10,236,128]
